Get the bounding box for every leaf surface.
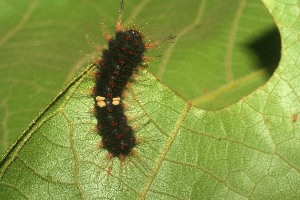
[1,0,300,199]
[0,0,280,155]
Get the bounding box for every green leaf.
[1,0,300,199]
[0,0,280,156]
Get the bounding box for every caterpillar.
[93,1,151,159]
[92,0,175,160]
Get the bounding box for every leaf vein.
[157,0,207,79]
[139,103,192,199]
[0,0,39,48]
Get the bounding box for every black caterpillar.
[93,15,146,158]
